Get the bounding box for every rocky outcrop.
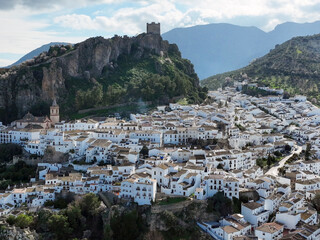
[0,225,39,240]
[0,33,201,124]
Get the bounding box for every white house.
[255,222,284,240]
[241,202,270,226]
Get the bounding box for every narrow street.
[265,145,303,176]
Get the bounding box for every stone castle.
[147,22,160,35]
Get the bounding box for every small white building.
[255,222,284,240]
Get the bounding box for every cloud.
[0,0,123,11]
[0,9,87,58]
[2,0,320,66]
[54,0,185,35]
[52,0,320,34]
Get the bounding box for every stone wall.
[151,199,193,214]
[147,22,160,35]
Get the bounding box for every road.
[265,145,303,176]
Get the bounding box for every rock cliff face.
[0,33,205,123]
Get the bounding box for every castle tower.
[50,99,60,125]
[147,22,160,35]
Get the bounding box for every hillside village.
[1,82,320,239]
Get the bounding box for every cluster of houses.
[0,85,320,239]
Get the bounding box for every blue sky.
[1,0,320,66]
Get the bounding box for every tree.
[78,193,100,217]
[34,210,52,232]
[283,91,290,99]
[285,144,291,152]
[110,210,142,240]
[53,198,68,209]
[305,143,311,160]
[206,192,232,217]
[312,194,320,213]
[64,204,85,233]
[274,151,282,157]
[15,214,33,229]
[6,215,16,225]
[0,143,22,163]
[140,145,149,158]
[217,163,224,169]
[267,154,273,168]
[48,214,72,240]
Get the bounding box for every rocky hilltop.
[201,33,320,103]
[0,33,206,123]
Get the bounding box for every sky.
[1,0,320,66]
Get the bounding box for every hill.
[162,21,320,79]
[0,34,207,124]
[6,42,70,68]
[201,33,320,103]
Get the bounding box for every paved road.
[265,145,303,176]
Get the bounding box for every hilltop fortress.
[147,22,160,35]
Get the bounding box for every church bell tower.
[50,99,60,125]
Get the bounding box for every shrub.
[15,214,33,229]
[6,215,16,225]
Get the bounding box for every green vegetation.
[7,193,103,240]
[241,85,280,97]
[139,145,149,158]
[160,210,203,240]
[68,103,156,120]
[256,154,283,168]
[235,123,246,132]
[287,153,299,164]
[158,197,187,205]
[0,143,22,163]
[61,44,207,118]
[312,193,320,213]
[72,158,97,165]
[44,195,74,209]
[206,193,243,217]
[1,35,207,124]
[305,143,312,160]
[108,209,147,240]
[177,98,188,105]
[201,34,320,104]
[6,214,34,229]
[0,161,37,190]
[206,192,232,217]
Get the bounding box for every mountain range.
[201,33,320,104]
[7,21,320,81]
[163,21,320,79]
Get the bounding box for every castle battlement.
[147,22,160,35]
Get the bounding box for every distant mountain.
[201,33,320,104]
[7,42,70,67]
[162,21,320,79]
